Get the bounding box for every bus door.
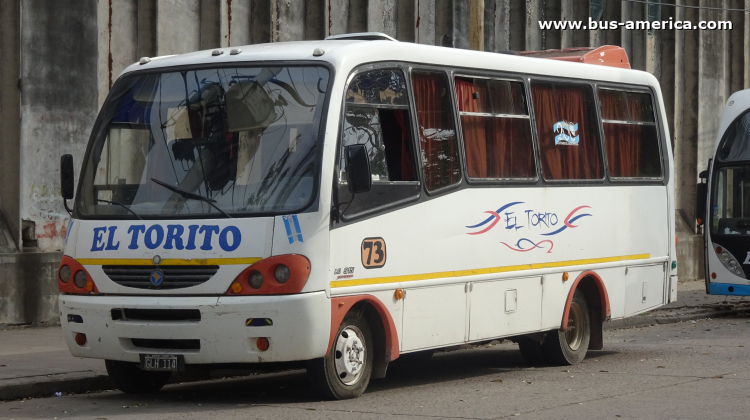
[703,89,750,296]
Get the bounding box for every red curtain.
[456,78,534,178]
[531,84,602,180]
[599,90,655,177]
[412,72,461,191]
[455,79,487,177]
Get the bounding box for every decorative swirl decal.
[501,238,554,253]
[465,202,523,235]
[540,206,592,236]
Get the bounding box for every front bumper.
[59,292,331,364]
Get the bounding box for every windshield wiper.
[97,199,143,220]
[150,178,231,218]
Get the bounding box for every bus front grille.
[102,265,220,290]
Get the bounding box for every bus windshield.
[712,166,750,235]
[77,66,329,218]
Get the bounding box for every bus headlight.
[274,264,290,284]
[59,265,71,283]
[74,271,87,288]
[714,243,746,279]
[248,270,264,289]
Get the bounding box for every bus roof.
[120,37,657,89]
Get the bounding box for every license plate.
[140,354,184,371]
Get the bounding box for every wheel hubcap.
[565,302,585,351]
[333,326,366,385]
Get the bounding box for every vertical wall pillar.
[325,0,349,36]
[542,0,561,49]
[200,0,221,49]
[469,0,484,50]
[0,0,21,249]
[221,0,252,47]
[492,0,510,51]
[561,0,587,48]
[367,0,398,38]
[416,0,436,45]
[137,0,157,57]
[275,0,306,41]
[621,0,632,62]
[525,0,542,51]
[697,0,729,170]
[659,1,676,148]
[435,0,454,46]
[674,0,700,229]
[156,0,200,55]
[728,5,745,95]
[508,0,525,50]
[250,0,272,44]
[396,0,416,42]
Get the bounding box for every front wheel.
[104,360,171,394]
[306,313,373,400]
[542,289,591,365]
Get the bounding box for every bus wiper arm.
[97,199,143,220]
[150,178,232,218]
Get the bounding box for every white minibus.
[58,33,676,399]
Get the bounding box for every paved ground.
[3,314,750,419]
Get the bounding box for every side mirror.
[345,144,372,194]
[696,170,708,227]
[60,154,75,200]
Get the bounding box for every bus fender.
[561,271,610,350]
[328,295,400,378]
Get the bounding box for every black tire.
[517,337,546,366]
[306,312,374,400]
[105,360,171,394]
[543,289,591,365]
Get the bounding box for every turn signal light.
[58,256,99,295]
[227,254,311,295]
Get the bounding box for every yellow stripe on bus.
[330,253,651,288]
[77,257,263,266]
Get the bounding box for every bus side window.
[530,81,603,180]
[412,70,462,192]
[337,69,420,220]
[455,77,535,179]
[598,89,662,178]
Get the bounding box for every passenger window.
[530,81,603,180]
[599,89,662,178]
[412,71,462,191]
[337,69,419,219]
[455,77,535,179]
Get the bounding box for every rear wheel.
[306,313,373,400]
[542,289,591,365]
[104,360,171,394]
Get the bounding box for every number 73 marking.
[361,237,387,269]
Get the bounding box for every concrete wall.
[19,0,100,253]
[0,252,63,326]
